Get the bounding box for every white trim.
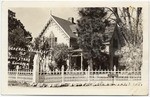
[40,18,53,37]
[50,15,70,38]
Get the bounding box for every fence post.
[88,65,90,82]
[113,65,116,85]
[61,65,64,83]
[80,52,83,71]
[32,53,40,83]
[16,65,19,81]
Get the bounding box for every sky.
[10,8,80,38]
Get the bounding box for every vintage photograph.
[1,1,149,96]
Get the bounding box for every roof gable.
[103,24,126,47]
[51,15,77,39]
[39,15,77,39]
[103,24,115,42]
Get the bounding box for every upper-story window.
[73,32,78,36]
[55,37,57,42]
[49,31,57,48]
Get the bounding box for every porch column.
[81,52,83,71]
[67,58,70,70]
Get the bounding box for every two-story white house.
[39,14,125,70]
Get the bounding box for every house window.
[55,37,57,42]
[73,32,78,36]
[49,31,56,48]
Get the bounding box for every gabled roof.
[103,24,126,47]
[51,15,77,39]
[114,25,126,47]
[39,15,77,39]
[103,24,116,42]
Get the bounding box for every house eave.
[50,15,71,39]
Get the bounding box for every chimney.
[68,17,75,24]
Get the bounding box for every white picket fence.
[8,68,141,84]
[8,69,33,82]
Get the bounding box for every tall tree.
[77,8,110,70]
[8,9,32,49]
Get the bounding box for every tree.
[33,36,50,51]
[53,44,69,70]
[77,8,110,70]
[8,9,32,49]
[33,36,69,70]
[106,7,143,70]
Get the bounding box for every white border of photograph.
[1,1,149,95]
